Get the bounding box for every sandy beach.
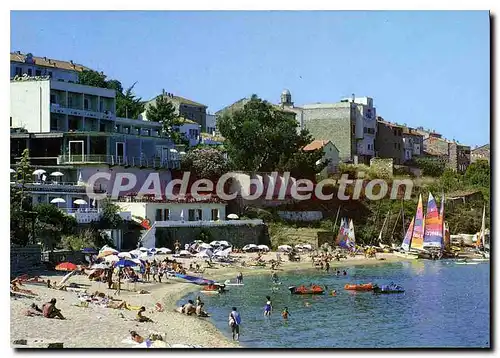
[10,252,404,348]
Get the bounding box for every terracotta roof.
[377,119,404,129]
[303,140,330,151]
[148,94,207,108]
[10,52,89,72]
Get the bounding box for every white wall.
[10,80,51,132]
[10,63,79,83]
[205,114,217,134]
[116,202,227,224]
[177,122,200,146]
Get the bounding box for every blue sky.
[11,11,490,146]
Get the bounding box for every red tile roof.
[303,140,330,151]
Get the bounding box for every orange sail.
[411,194,425,250]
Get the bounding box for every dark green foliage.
[78,70,145,119]
[217,95,326,178]
[145,94,185,144]
[413,157,446,177]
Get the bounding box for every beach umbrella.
[10,168,15,173]
[242,244,258,252]
[55,262,78,271]
[50,197,66,204]
[227,213,239,220]
[157,247,172,254]
[150,248,157,252]
[131,258,143,265]
[278,245,292,252]
[199,243,212,249]
[91,263,110,269]
[116,259,138,268]
[179,250,191,257]
[258,244,270,251]
[50,171,64,177]
[301,244,313,251]
[219,240,230,247]
[74,199,88,205]
[104,254,119,263]
[58,270,78,287]
[118,252,133,259]
[195,251,210,259]
[32,169,46,175]
[82,247,97,254]
[209,240,220,246]
[139,247,149,252]
[98,248,119,258]
[129,249,142,257]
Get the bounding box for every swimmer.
[264,295,272,316]
[281,307,290,320]
[331,290,337,296]
[304,302,311,307]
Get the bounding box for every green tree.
[464,160,490,188]
[181,148,229,181]
[78,70,108,88]
[413,157,446,177]
[146,94,184,143]
[34,204,77,250]
[98,198,124,229]
[78,71,145,120]
[115,83,145,119]
[10,149,34,246]
[217,95,326,177]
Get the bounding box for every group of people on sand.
[177,296,210,317]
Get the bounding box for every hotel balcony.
[62,208,132,224]
[57,154,181,169]
[50,103,115,120]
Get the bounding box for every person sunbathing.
[22,303,43,317]
[136,306,153,322]
[42,298,66,320]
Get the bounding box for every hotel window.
[27,69,32,76]
[48,71,52,78]
[188,209,196,221]
[84,98,90,110]
[155,209,162,221]
[211,209,219,221]
[50,94,56,104]
[352,124,356,135]
[163,209,170,220]
[35,69,41,76]
[15,67,22,76]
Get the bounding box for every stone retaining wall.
[11,245,42,275]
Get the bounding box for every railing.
[154,219,264,228]
[50,104,115,120]
[57,155,181,169]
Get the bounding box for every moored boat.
[344,283,374,291]
[373,284,405,294]
[200,283,227,293]
[288,285,325,295]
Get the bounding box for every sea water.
[179,260,490,348]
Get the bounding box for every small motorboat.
[373,284,405,294]
[200,283,227,293]
[344,283,374,291]
[288,285,325,295]
[224,280,244,286]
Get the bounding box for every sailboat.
[476,205,489,259]
[394,216,419,259]
[336,218,355,252]
[394,194,426,260]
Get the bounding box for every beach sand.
[10,252,404,348]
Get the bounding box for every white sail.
[480,205,486,248]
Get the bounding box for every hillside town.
[10,51,490,264]
[9,9,490,350]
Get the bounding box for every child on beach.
[264,296,272,316]
[136,306,153,323]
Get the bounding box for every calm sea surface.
[178,260,490,348]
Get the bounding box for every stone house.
[374,119,404,165]
[471,144,490,163]
[303,139,340,176]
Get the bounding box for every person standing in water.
[271,271,278,283]
[236,272,243,284]
[264,296,272,316]
[325,261,330,272]
[281,307,290,320]
[229,307,241,341]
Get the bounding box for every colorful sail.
[347,219,356,250]
[336,218,350,249]
[423,192,443,248]
[402,217,415,252]
[411,194,425,250]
